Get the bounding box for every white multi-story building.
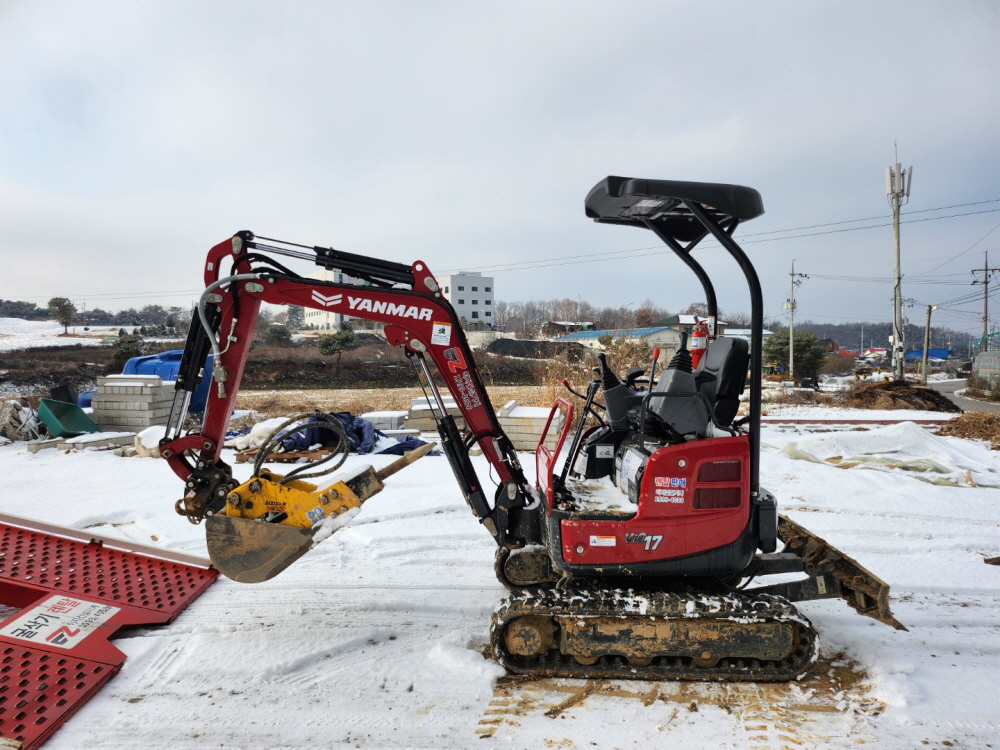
[440,272,495,327]
[302,269,362,330]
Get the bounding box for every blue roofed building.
[722,329,774,347]
[904,348,952,361]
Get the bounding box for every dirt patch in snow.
[841,380,960,412]
[477,653,881,742]
[235,385,564,417]
[938,410,1000,449]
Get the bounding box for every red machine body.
[557,437,751,566]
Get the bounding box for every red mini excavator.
[159,176,905,682]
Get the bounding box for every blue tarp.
[227,411,430,456]
[280,411,430,455]
[281,411,379,453]
[904,349,952,361]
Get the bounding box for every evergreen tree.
[286,306,305,330]
[762,329,826,380]
[317,326,360,373]
[47,297,76,333]
[263,324,293,346]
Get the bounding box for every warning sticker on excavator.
[589,535,616,547]
[0,595,119,649]
[431,322,451,346]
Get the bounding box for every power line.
[445,205,1000,275]
[739,207,1000,245]
[738,198,1000,238]
[806,274,971,285]
[909,219,1000,278]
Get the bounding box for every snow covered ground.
[763,404,957,422]
[1,420,999,749]
[0,318,110,352]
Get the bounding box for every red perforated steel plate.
[0,645,115,747]
[0,519,217,749]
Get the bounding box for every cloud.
[0,1,997,330]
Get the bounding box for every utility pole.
[971,251,1000,349]
[921,305,936,384]
[886,155,912,380]
[784,259,807,383]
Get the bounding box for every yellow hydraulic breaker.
[206,442,436,583]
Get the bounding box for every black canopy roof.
[585,176,764,243]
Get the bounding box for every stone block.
[92,404,173,417]
[27,439,63,453]
[360,411,408,430]
[57,433,138,451]
[92,392,173,404]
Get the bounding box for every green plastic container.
[37,398,100,438]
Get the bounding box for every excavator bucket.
[205,443,436,583]
[206,515,315,583]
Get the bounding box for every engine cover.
[561,435,753,568]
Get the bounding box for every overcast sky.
[2,1,998,340]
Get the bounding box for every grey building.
[440,271,495,327]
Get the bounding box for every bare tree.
[493,300,510,330]
[680,301,710,318]
[256,307,275,327]
[724,310,752,327]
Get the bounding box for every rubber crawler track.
[491,586,818,682]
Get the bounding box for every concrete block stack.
[403,397,466,432]
[92,375,174,430]
[360,411,408,431]
[497,400,564,452]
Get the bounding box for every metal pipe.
[414,351,450,421]
[197,273,264,360]
[244,242,320,264]
[164,389,192,442]
[645,222,717,326]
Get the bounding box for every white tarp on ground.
[770,421,1000,486]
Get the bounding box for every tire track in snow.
[783,509,1000,529]
[133,642,186,689]
[111,582,501,639]
[264,632,436,690]
[475,655,883,747]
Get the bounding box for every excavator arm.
[159,232,539,558]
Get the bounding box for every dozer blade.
[206,514,316,583]
[754,515,907,631]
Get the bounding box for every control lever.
[624,368,646,388]
[561,379,605,410]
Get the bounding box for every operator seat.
[694,336,750,428]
